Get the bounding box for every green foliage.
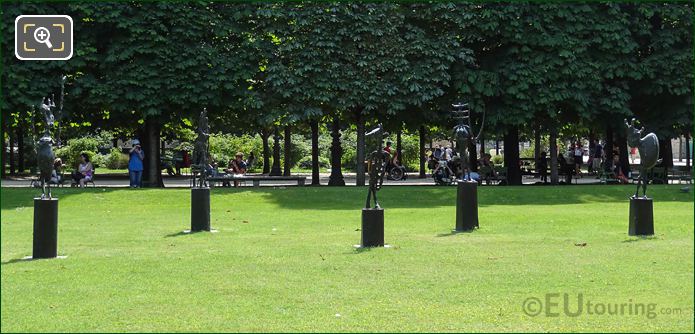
[54,137,100,168]
[279,134,311,169]
[105,148,129,169]
[208,133,264,170]
[298,156,330,169]
[491,154,504,166]
[2,2,692,180]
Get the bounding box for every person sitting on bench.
[71,153,94,188]
[223,152,247,187]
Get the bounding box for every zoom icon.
[15,15,73,60]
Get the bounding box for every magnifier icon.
[33,27,52,48]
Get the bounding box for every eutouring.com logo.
[522,293,683,319]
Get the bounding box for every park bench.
[479,166,507,185]
[668,166,693,184]
[207,175,306,187]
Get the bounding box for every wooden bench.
[207,175,306,187]
[669,166,693,184]
[479,166,507,185]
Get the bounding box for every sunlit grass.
[1,185,693,332]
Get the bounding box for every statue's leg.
[634,173,641,197]
[41,180,46,199]
[366,189,372,209]
[373,191,379,209]
[642,175,648,197]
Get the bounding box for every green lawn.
[1,185,693,332]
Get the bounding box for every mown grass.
[1,185,693,332]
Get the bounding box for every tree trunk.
[9,125,15,175]
[283,125,291,176]
[419,125,426,178]
[310,120,320,185]
[616,135,630,175]
[328,115,345,186]
[503,126,522,185]
[468,138,478,172]
[659,135,673,173]
[396,129,403,166]
[270,126,282,176]
[261,128,270,174]
[142,116,163,187]
[686,132,691,169]
[550,124,559,185]
[534,125,541,164]
[160,137,166,157]
[495,140,500,155]
[605,125,614,161]
[17,125,25,173]
[355,110,366,186]
[479,134,485,156]
[1,114,6,178]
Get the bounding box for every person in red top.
[384,141,392,155]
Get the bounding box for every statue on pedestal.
[365,124,390,209]
[37,97,56,199]
[452,102,485,181]
[625,118,660,198]
[192,108,210,188]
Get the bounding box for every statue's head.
[38,136,53,146]
[624,118,643,147]
[454,124,472,139]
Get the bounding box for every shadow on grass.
[622,236,659,242]
[165,231,192,238]
[1,257,33,265]
[0,256,65,265]
[436,229,478,237]
[2,185,691,212]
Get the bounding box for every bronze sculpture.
[191,108,210,188]
[625,118,660,198]
[452,102,485,181]
[365,124,390,209]
[37,97,56,199]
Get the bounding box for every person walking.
[128,139,145,188]
[538,151,548,184]
[592,139,603,177]
[573,141,583,177]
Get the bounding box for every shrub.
[492,154,504,165]
[209,133,264,170]
[105,148,129,169]
[92,153,107,168]
[298,156,330,169]
[54,137,100,168]
[279,134,311,169]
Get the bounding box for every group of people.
[47,152,95,188]
[536,139,630,184]
[41,138,257,189]
[426,144,499,183]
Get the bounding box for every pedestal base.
[33,198,58,259]
[191,188,211,232]
[361,208,384,247]
[456,181,479,231]
[629,197,654,236]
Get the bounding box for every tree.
[74,2,259,186]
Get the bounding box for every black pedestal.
[361,208,384,247]
[629,197,654,236]
[456,181,479,231]
[191,187,211,232]
[33,198,58,259]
